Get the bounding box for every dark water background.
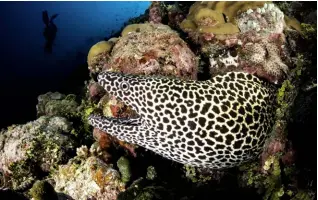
[0,1,150,129]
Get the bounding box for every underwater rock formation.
[108,23,198,80]
[180,2,301,84]
[53,145,125,200]
[0,116,76,190]
[36,92,79,118]
[179,1,260,46]
[87,81,106,102]
[87,40,114,74]
[237,3,285,35]
[238,32,289,84]
[149,1,164,24]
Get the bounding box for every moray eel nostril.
[88,71,277,169]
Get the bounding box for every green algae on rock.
[117,156,132,184]
[29,180,58,200]
[36,92,79,119]
[146,166,157,181]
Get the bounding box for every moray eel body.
[88,71,276,169]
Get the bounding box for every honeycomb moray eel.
[88,71,277,169]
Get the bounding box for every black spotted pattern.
[88,71,277,169]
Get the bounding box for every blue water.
[0,1,150,128]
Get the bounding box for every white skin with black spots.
[88,71,276,169]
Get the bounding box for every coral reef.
[117,178,175,200]
[149,1,164,24]
[87,80,106,102]
[0,116,76,190]
[239,33,289,84]
[180,1,266,46]
[165,2,187,29]
[197,3,294,84]
[146,166,157,181]
[108,23,198,80]
[36,92,78,118]
[87,40,115,74]
[53,145,125,200]
[237,3,285,35]
[0,2,316,200]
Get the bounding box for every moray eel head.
[97,71,151,112]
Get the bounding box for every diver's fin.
[50,14,59,22]
[42,10,49,26]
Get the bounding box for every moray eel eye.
[120,81,130,91]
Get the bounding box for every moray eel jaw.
[89,71,276,169]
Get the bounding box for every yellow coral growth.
[194,8,225,26]
[181,1,269,40]
[199,23,240,35]
[190,1,267,23]
[87,41,113,65]
[180,19,197,31]
[121,23,150,36]
[108,37,119,44]
[188,1,267,23]
[284,15,302,33]
[92,167,115,188]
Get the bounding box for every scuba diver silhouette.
[42,10,58,54]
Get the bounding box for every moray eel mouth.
[89,71,276,169]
